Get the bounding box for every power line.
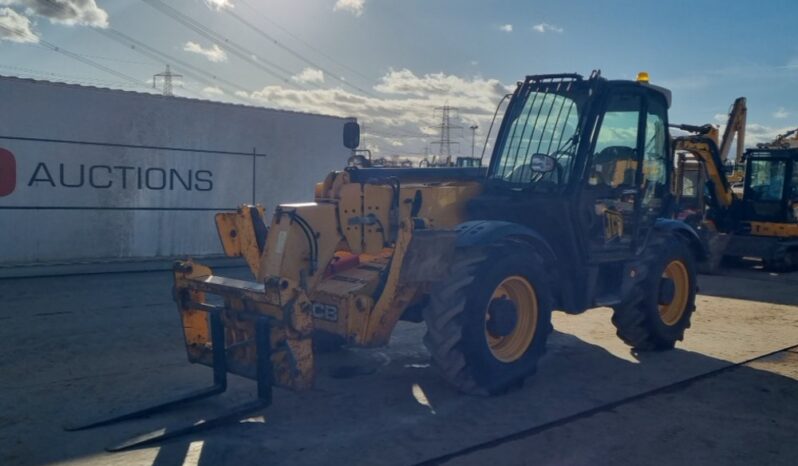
[140,0,305,89]
[223,5,378,97]
[61,51,155,66]
[0,64,140,88]
[238,0,377,86]
[0,24,148,89]
[97,28,252,102]
[5,0,201,99]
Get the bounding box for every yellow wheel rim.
[659,260,689,326]
[484,276,538,363]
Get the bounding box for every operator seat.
[591,146,638,188]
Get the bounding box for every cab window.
[588,93,641,188]
[748,159,786,202]
[641,98,668,208]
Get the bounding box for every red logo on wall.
[0,148,16,197]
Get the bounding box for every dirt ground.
[0,265,796,466]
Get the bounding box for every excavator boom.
[719,97,747,166]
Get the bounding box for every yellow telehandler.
[72,71,706,450]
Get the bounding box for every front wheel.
[423,243,553,395]
[612,237,697,350]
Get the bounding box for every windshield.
[490,82,586,186]
[747,157,787,202]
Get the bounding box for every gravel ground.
[0,266,796,466]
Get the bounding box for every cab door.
[581,89,645,258]
[743,154,791,222]
[636,93,671,239]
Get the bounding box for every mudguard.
[453,220,557,264]
[654,218,709,261]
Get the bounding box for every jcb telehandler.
[72,71,705,450]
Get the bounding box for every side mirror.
[343,121,360,149]
[530,153,557,173]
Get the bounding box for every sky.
[0,0,796,160]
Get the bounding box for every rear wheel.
[423,243,553,395]
[612,237,697,350]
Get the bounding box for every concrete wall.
[0,76,353,270]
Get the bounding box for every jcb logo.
[311,303,338,322]
[0,148,15,197]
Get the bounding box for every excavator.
[670,97,746,272]
[70,71,707,450]
[760,127,798,150]
[729,128,798,269]
[671,102,798,271]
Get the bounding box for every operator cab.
[477,71,672,264]
[742,148,798,223]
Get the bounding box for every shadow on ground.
[1,267,796,466]
[40,331,798,466]
[698,265,798,306]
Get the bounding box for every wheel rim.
[659,260,689,326]
[484,275,538,363]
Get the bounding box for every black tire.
[423,243,554,395]
[612,237,697,350]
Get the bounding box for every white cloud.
[202,86,224,96]
[373,68,510,99]
[239,69,791,161]
[773,107,789,119]
[183,41,228,63]
[499,24,512,33]
[333,0,364,16]
[470,60,479,66]
[532,22,563,33]
[204,0,233,11]
[0,7,37,42]
[713,113,727,123]
[240,68,510,158]
[2,0,108,27]
[292,67,325,84]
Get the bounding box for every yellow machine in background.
[760,128,798,150]
[669,98,745,272]
[672,105,798,271]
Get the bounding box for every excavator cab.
[742,148,798,222]
[674,152,708,221]
[717,147,798,270]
